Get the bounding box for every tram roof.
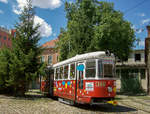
[53,51,114,68]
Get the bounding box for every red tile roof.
[42,38,58,48]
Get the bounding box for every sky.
[0,0,149,49]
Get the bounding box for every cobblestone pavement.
[0,92,150,114]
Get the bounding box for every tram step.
[58,98,74,105]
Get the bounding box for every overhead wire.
[123,0,150,35]
[124,0,148,15]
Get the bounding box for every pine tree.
[0,48,12,93]
[6,0,45,96]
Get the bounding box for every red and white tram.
[41,51,117,105]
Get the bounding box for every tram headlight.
[108,87,112,92]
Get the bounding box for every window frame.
[135,53,141,62]
[85,59,96,79]
[48,55,53,65]
[54,67,60,80]
[69,63,76,80]
[63,64,69,80]
[3,36,7,40]
[59,66,64,80]
[103,62,115,78]
[41,56,45,62]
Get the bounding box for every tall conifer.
[7,0,44,95]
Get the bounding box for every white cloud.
[142,19,150,25]
[14,0,62,13]
[32,0,62,9]
[139,41,145,47]
[138,13,145,17]
[135,28,144,34]
[52,33,57,37]
[34,15,52,37]
[13,5,21,15]
[131,25,136,31]
[0,0,8,3]
[0,9,4,14]
[131,25,144,34]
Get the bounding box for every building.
[41,38,59,65]
[0,27,12,48]
[116,49,147,91]
[145,26,150,94]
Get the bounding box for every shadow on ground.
[75,104,137,113]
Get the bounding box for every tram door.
[76,63,85,100]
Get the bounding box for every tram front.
[76,55,117,105]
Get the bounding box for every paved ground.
[0,90,150,114]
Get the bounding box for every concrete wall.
[128,50,145,63]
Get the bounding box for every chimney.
[147,26,150,38]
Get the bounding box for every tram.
[41,51,117,105]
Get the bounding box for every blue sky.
[0,0,149,49]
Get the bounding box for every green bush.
[120,77,143,94]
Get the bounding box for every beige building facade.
[116,49,147,91]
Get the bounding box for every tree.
[0,48,13,93]
[0,0,45,96]
[57,0,135,61]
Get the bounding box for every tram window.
[103,64,113,78]
[86,60,96,78]
[98,60,103,78]
[79,71,83,89]
[70,63,75,79]
[55,68,60,80]
[59,67,63,79]
[64,65,68,79]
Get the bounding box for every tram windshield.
[98,60,115,78]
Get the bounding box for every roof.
[42,38,58,48]
[0,26,10,34]
[53,51,115,68]
[116,62,146,68]
[131,49,144,53]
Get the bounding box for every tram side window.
[55,68,60,80]
[70,63,75,79]
[98,60,103,78]
[64,65,68,79]
[59,67,63,79]
[86,60,96,78]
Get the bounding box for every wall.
[0,28,12,48]
[128,50,145,63]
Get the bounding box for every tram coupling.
[106,100,118,106]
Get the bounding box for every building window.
[41,56,45,62]
[57,56,59,62]
[14,32,16,38]
[135,54,141,61]
[48,55,52,64]
[3,36,7,40]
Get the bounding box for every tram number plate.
[85,82,94,91]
